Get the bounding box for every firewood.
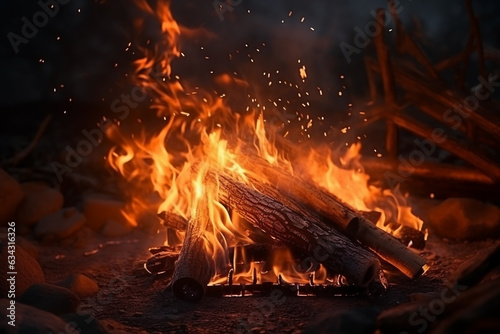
[359,210,382,225]
[171,193,214,302]
[360,211,426,250]
[376,299,429,334]
[452,243,500,287]
[360,156,494,184]
[145,250,178,275]
[146,243,301,275]
[388,111,500,181]
[376,279,500,334]
[368,58,500,141]
[387,0,441,80]
[373,8,398,158]
[239,155,428,279]
[428,279,500,334]
[6,114,52,166]
[157,211,188,230]
[388,223,426,250]
[205,170,384,290]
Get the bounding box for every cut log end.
[171,191,214,302]
[172,277,206,302]
[347,217,427,279]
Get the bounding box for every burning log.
[389,224,426,250]
[205,170,384,290]
[373,8,398,158]
[361,210,426,250]
[146,243,301,275]
[145,249,178,275]
[239,155,428,279]
[157,212,188,231]
[171,194,214,302]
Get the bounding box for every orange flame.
[107,1,422,283]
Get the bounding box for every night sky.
[1,0,499,156]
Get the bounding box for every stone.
[62,226,97,249]
[55,274,99,298]
[0,243,45,296]
[303,306,381,334]
[427,198,500,240]
[428,278,500,334]
[18,283,81,315]
[0,169,24,224]
[100,219,132,237]
[16,237,39,260]
[408,197,442,225]
[82,195,128,231]
[35,207,86,242]
[376,301,428,334]
[14,182,64,227]
[451,243,500,287]
[0,299,74,334]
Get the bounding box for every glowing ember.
[106,0,423,284]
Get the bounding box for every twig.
[373,8,398,158]
[7,114,53,166]
[465,0,487,82]
[387,0,441,80]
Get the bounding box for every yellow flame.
[107,0,423,284]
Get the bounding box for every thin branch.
[7,114,53,166]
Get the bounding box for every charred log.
[239,155,427,279]
[206,170,384,289]
[171,195,214,302]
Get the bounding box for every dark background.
[0,0,499,168]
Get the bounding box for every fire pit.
[1,0,500,333]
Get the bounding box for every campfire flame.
[107,0,422,284]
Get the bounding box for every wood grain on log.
[206,170,383,288]
[171,192,214,302]
[239,155,427,279]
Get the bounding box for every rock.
[14,182,64,227]
[408,197,442,225]
[0,299,74,334]
[0,169,24,224]
[62,226,97,249]
[451,243,500,287]
[428,278,500,334]
[100,219,132,237]
[16,237,39,260]
[0,244,45,296]
[427,198,500,240]
[82,195,128,231]
[55,274,99,298]
[376,301,429,334]
[61,313,108,334]
[303,306,381,334]
[35,207,86,242]
[19,283,81,315]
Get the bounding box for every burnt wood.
[206,170,384,289]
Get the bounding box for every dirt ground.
[38,225,499,334]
